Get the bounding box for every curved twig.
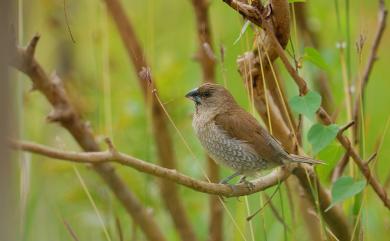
[12,139,292,197]
[352,0,387,144]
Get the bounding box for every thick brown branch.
[10,35,167,241]
[222,0,263,27]
[229,1,351,239]
[236,0,296,152]
[13,140,292,197]
[103,0,197,240]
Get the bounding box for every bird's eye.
[203,91,211,98]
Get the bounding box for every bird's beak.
[185,88,201,104]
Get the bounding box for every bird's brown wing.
[213,108,289,164]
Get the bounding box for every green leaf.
[326,176,367,212]
[308,123,339,154]
[289,90,321,120]
[289,0,306,2]
[303,47,330,71]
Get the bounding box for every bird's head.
[185,83,236,113]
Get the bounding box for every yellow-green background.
[16,0,390,240]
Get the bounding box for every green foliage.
[308,123,339,154]
[289,90,322,120]
[326,176,367,212]
[303,47,330,71]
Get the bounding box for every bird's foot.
[244,180,255,191]
[218,178,240,197]
[238,176,255,191]
[219,180,237,192]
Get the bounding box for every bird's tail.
[288,154,325,165]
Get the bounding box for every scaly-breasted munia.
[186,83,322,184]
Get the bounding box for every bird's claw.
[243,180,255,191]
[219,182,237,193]
[237,176,255,191]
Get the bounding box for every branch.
[13,140,292,197]
[223,0,390,209]
[189,1,222,241]
[10,35,167,241]
[236,0,296,152]
[222,0,263,27]
[352,0,387,144]
[358,0,387,96]
[229,1,351,239]
[102,0,197,240]
[331,149,351,183]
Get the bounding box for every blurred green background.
[15,0,390,240]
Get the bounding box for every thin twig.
[62,218,80,241]
[331,149,351,183]
[262,193,290,231]
[63,0,76,43]
[246,182,281,221]
[352,0,387,144]
[364,152,377,166]
[339,120,355,134]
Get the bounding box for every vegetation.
[4,0,390,240]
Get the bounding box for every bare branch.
[103,0,197,240]
[357,0,387,96]
[339,120,355,134]
[352,0,387,144]
[331,149,350,183]
[365,152,377,166]
[222,0,390,210]
[12,140,292,197]
[10,35,167,241]
[227,1,352,239]
[222,0,263,26]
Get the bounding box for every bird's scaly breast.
[193,117,267,172]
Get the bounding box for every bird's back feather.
[213,107,288,166]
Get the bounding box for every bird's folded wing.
[213,108,288,163]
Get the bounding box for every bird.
[185,83,323,185]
